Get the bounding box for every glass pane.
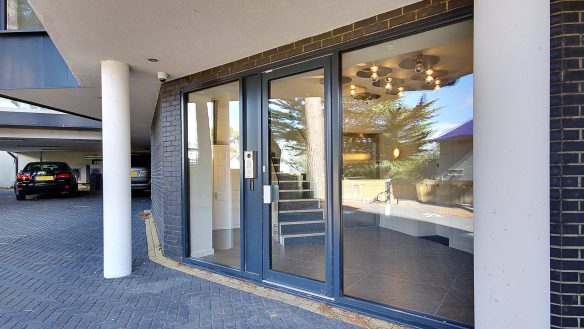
[269,68,326,282]
[6,0,43,30]
[341,21,474,325]
[187,81,241,269]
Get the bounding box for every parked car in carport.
[131,153,151,193]
[14,162,78,200]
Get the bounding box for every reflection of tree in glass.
[343,96,438,179]
[269,98,308,171]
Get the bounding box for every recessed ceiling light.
[147,58,159,62]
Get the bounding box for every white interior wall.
[0,151,16,188]
[188,102,214,257]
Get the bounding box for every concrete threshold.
[143,215,409,329]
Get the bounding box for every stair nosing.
[281,232,325,238]
[279,220,325,226]
[279,189,314,192]
[279,209,324,214]
[278,199,321,203]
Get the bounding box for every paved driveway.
[0,190,355,329]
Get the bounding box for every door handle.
[263,185,279,204]
[263,185,271,204]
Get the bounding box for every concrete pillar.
[101,60,132,278]
[474,1,549,328]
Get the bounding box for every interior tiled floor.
[342,226,473,326]
[198,223,474,326]
[199,228,241,268]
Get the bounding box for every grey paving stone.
[0,190,357,329]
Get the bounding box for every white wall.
[474,0,550,327]
[0,151,16,188]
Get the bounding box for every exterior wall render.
[550,1,584,328]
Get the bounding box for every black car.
[14,162,78,200]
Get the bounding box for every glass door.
[262,58,331,295]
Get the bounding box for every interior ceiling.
[343,20,473,102]
[2,0,418,149]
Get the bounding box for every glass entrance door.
[262,58,331,294]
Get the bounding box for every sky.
[400,74,474,139]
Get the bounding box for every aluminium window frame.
[177,6,474,329]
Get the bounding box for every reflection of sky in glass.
[401,74,473,139]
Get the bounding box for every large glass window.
[341,20,474,325]
[6,0,43,30]
[187,81,241,269]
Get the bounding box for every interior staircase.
[275,171,326,245]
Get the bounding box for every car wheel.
[16,194,25,201]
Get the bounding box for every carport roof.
[5,0,420,148]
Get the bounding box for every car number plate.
[35,175,54,181]
[131,170,138,177]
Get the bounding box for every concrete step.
[278,180,310,190]
[276,173,306,181]
[280,232,325,245]
[279,189,314,200]
[279,220,325,235]
[278,199,322,210]
[278,209,324,221]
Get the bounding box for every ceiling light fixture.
[397,86,405,97]
[414,60,424,74]
[425,68,435,84]
[370,66,379,82]
[384,77,393,94]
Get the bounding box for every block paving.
[0,190,366,328]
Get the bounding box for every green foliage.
[343,155,432,179]
[269,98,309,171]
[269,95,438,177]
[344,96,438,160]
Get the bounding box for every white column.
[474,1,549,328]
[101,60,132,278]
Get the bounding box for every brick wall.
[150,0,472,259]
[151,86,184,259]
[550,1,584,328]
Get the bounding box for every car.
[131,153,150,193]
[14,161,78,200]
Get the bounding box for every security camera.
[157,72,168,82]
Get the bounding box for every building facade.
[2,0,581,328]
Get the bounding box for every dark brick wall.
[150,98,165,250]
[151,86,184,259]
[551,1,584,328]
[150,0,472,260]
